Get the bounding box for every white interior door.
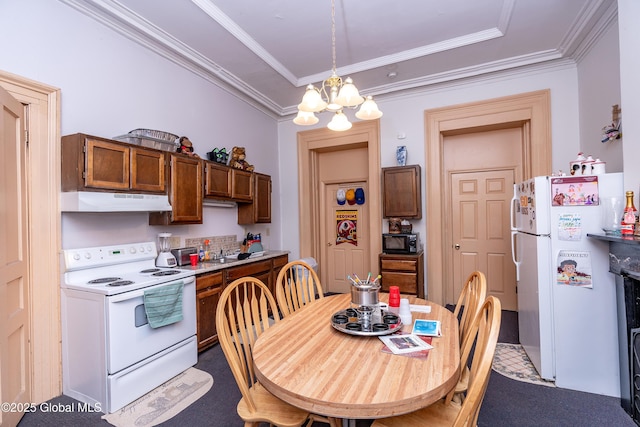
[0,83,30,427]
[323,183,370,294]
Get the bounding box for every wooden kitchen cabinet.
[271,254,288,288]
[225,258,274,294]
[196,271,224,352]
[224,254,288,297]
[379,250,424,298]
[62,133,166,193]
[231,168,253,202]
[204,161,232,199]
[149,154,203,224]
[382,165,422,219]
[237,172,271,224]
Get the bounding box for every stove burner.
[107,280,135,287]
[140,268,161,273]
[88,277,122,284]
[152,270,180,276]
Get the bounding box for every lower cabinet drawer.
[380,272,417,295]
[380,258,417,273]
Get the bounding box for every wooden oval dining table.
[252,293,460,420]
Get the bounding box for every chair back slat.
[453,271,487,345]
[216,277,281,413]
[452,296,502,427]
[275,260,324,317]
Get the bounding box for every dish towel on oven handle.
[143,281,184,328]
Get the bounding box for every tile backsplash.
[184,235,240,254]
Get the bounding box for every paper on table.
[379,333,433,354]
[410,304,431,313]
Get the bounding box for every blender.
[155,232,177,267]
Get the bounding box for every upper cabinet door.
[382,165,422,219]
[204,161,232,199]
[231,168,253,202]
[131,147,166,193]
[85,139,130,190]
[169,154,203,223]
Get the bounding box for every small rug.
[492,343,556,388]
[102,367,213,427]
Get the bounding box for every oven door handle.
[108,276,195,303]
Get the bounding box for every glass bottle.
[621,191,637,237]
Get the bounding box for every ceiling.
[61,0,617,118]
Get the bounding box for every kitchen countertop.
[177,250,289,275]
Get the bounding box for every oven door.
[106,276,196,374]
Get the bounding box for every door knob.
[454,243,460,250]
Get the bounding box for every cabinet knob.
[454,243,461,250]
[327,242,332,246]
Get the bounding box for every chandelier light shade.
[293,110,319,125]
[355,96,383,120]
[294,0,382,131]
[327,111,352,132]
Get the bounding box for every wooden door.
[450,169,517,310]
[0,84,30,427]
[230,168,253,201]
[382,165,422,218]
[324,183,370,294]
[204,162,231,198]
[85,139,130,190]
[131,147,166,193]
[170,155,203,223]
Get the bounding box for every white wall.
[618,0,640,197]
[0,0,281,250]
[577,19,624,173]
[278,63,582,260]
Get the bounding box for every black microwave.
[382,233,419,254]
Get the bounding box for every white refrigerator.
[510,173,621,397]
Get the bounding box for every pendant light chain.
[331,0,337,74]
[293,0,383,129]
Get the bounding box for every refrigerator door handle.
[511,230,520,281]
[510,183,518,231]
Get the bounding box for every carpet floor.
[17,309,636,426]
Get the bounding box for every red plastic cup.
[189,253,199,266]
[388,285,401,308]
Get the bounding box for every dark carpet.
[18,309,635,427]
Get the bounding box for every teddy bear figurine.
[176,136,200,158]
[230,146,254,171]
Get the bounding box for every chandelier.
[293,0,382,131]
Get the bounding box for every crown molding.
[59,0,283,119]
[59,0,614,120]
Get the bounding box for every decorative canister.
[388,218,402,234]
[581,155,595,176]
[592,159,606,175]
[400,220,412,233]
[569,152,586,176]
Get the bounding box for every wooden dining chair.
[447,271,488,403]
[371,296,502,427]
[215,276,310,427]
[275,260,324,317]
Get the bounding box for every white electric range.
[61,241,197,413]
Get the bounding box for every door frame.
[425,90,551,305]
[0,70,61,402]
[297,120,382,280]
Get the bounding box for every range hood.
[60,191,172,212]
